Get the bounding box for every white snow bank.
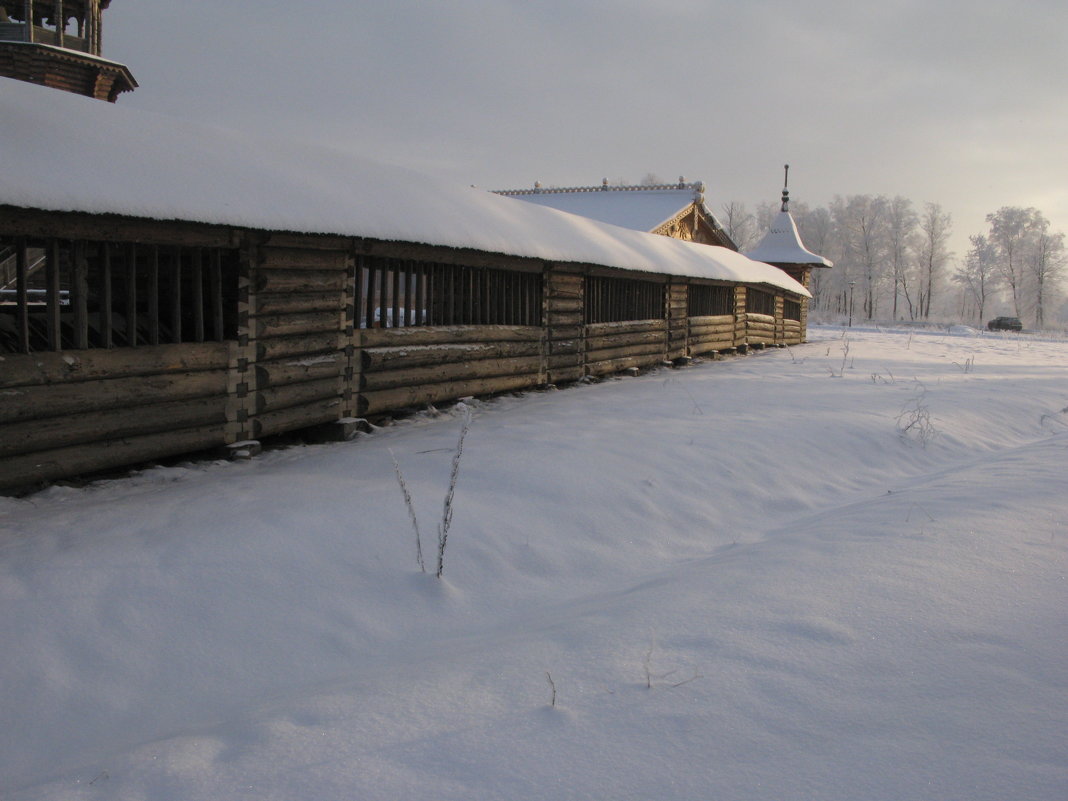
[0,79,807,296]
[1,328,1066,800]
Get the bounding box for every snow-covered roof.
[0,78,807,297]
[495,183,717,234]
[745,210,833,268]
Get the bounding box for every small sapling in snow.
[436,404,472,578]
[390,448,425,572]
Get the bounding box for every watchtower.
[0,1,136,101]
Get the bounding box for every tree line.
[721,197,1067,329]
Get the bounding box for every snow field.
[0,325,1065,800]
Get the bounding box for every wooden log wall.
[237,236,353,441]
[585,319,668,377]
[358,325,545,416]
[543,269,584,384]
[0,343,231,488]
[1,211,811,491]
[666,282,688,361]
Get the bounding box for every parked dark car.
[987,316,1023,331]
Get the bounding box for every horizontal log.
[0,395,227,459]
[254,293,346,316]
[547,339,581,355]
[252,397,342,438]
[688,315,735,326]
[361,340,542,371]
[585,330,665,351]
[548,365,584,383]
[255,269,348,294]
[0,343,230,389]
[688,323,736,337]
[359,372,541,416]
[360,325,542,349]
[586,353,662,377]
[0,369,229,425]
[545,296,583,313]
[255,377,340,414]
[545,310,583,327]
[256,333,342,362]
[258,247,348,271]
[547,273,584,287]
[0,207,240,248]
[256,352,346,387]
[264,233,351,251]
[667,329,687,342]
[359,240,543,273]
[547,325,584,340]
[585,319,666,337]
[745,313,776,324]
[0,423,228,491]
[255,311,343,339]
[547,352,583,369]
[746,322,776,334]
[585,342,666,364]
[689,339,733,355]
[361,355,543,392]
[546,286,583,301]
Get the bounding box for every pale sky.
[107,0,1067,259]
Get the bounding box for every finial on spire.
[781,163,791,212]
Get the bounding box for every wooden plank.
[255,377,339,414]
[361,340,542,371]
[0,369,229,424]
[360,355,544,392]
[258,247,348,270]
[585,342,665,364]
[255,333,341,362]
[254,310,342,339]
[168,247,181,345]
[210,249,224,341]
[125,243,138,346]
[147,245,160,346]
[585,319,666,337]
[71,240,89,350]
[359,372,541,416]
[263,233,351,251]
[0,423,229,491]
[255,352,345,388]
[46,239,61,350]
[192,248,205,342]
[360,324,542,348]
[15,237,29,353]
[0,395,228,459]
[584,330,665,351]
[0,207,241,248]
[255,269,348,295]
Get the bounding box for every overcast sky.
[107,0,1066,259]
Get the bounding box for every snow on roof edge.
[0,78,808,297]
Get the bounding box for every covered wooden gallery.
[0,78,810,492]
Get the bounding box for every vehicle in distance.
[987,316,1023,331]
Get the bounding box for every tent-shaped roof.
[745,210,833,268]
[0,77,806,296]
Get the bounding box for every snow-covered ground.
[1,325,1066,801]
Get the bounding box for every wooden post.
[55,0,63,47]
[192,248,204,342]
[125,243,137,346]
[71,239,89,349]
[23,0,33,43]
[210,249,224,341]
[147,245,160,346]
[169,247,182,343]
[15,237,29,353]
[101,242,113,348]
[46,238,62,351]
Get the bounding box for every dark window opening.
[784,299,801,321]
[355,256,542,328]
[585,276,664,324]
[687,284,734,317]
[0,237,239,353]
[747,288,776,316]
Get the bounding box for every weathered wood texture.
[687,314,737,355]
[585,319,667,377]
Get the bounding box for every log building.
[0,75,810,493]
[0,0,136,101]
[495,179,736,249]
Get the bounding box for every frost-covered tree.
[1028,227,1066,328]
[832,195,889,321]
[953,235,999,325]
[720,201,759,252]
[884,197,918,319]
[915,202,953,319]
[986,206,1042,319]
